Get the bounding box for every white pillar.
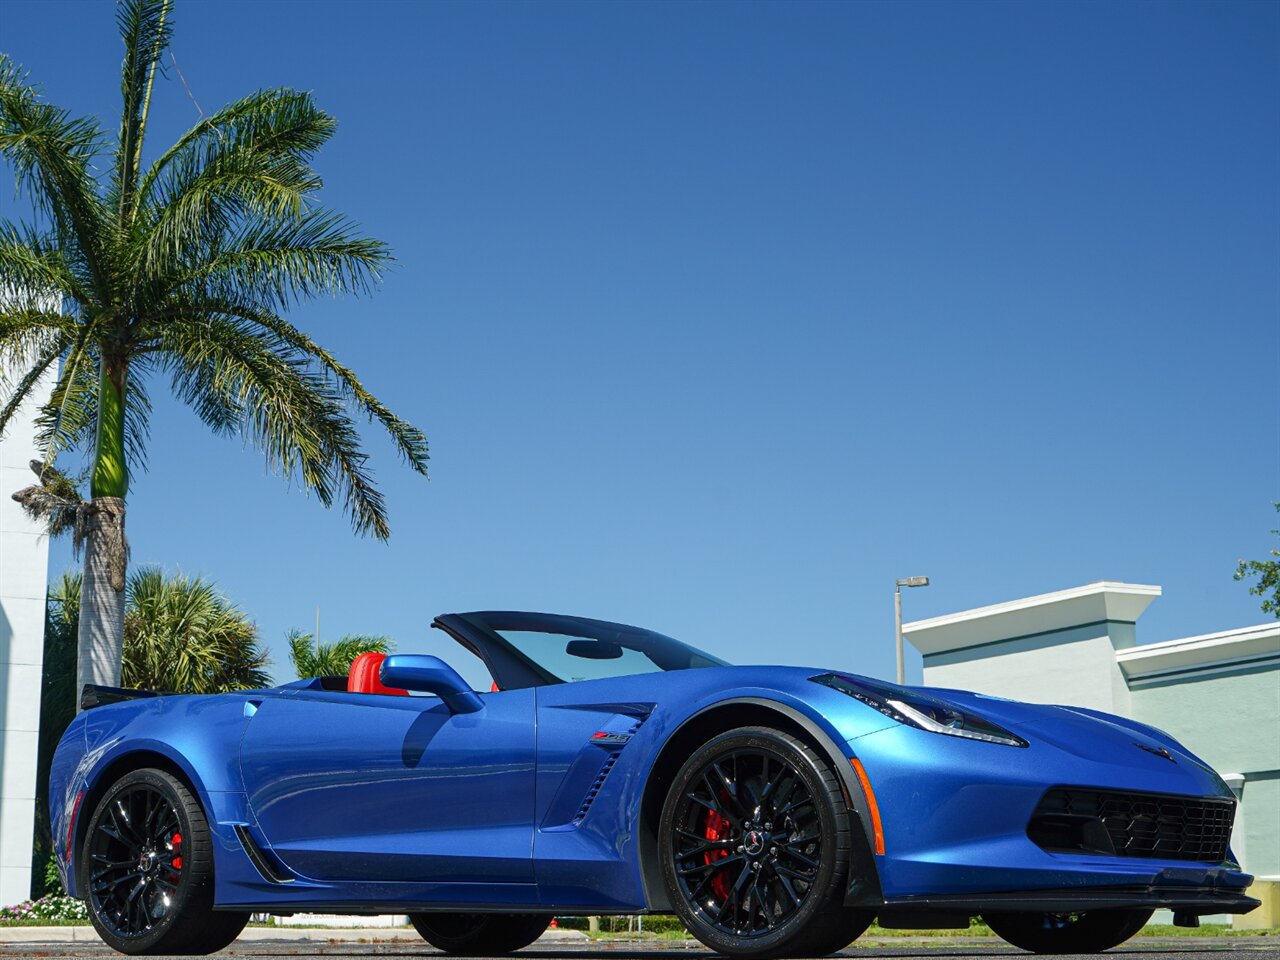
[0,358,55,907]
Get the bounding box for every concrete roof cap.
[1115,622,1280,679]
[903,581,1162,656]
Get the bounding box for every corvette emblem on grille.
[1134,742,1175,763]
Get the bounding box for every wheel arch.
[637,696,882,911]
[71,745,212,898]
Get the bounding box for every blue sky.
[3,0,1277,687]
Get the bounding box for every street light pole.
[894,576,929,684]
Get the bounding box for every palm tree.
[124,567,272,692]
[0,0,428,698]
[287,629,392,679]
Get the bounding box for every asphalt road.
[1,940,1276,960]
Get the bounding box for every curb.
[0,926,590,945]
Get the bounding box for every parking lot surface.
[1,937,1277,960]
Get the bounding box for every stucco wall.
[1129,664,1280,775]
[1130,662,1280,879]
[0,362,54,906]
[922,621,1135,713]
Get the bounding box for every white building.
[0,359,54,906]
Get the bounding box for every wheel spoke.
[107,802,141,847]
[712,761,754,820]
[777,845,820,870]
[775,861,816,882]
[775,869,802,907]
[773,793,813,821]
[678,852,744,876]
[675,839,734,860]
[92,869,142,894]
[92,860,135,875]
[761,758,787,803]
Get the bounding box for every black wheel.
[80,768,248,955]
[659,726,873,958]
[408,913,552,955]
[983,909,1153,953]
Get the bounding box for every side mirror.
[380,655,483,714]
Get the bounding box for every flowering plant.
[0,895,89,924]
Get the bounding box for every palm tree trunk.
[76,498,127,695]
[75,359,130,706]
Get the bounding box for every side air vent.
[233,824,294,884]
[574,753,621,825]
[572,718,644,825]
[542,712,650,831]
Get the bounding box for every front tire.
[659,726,873,958]
[79,767,248,955]
[408,913,551,955]
[983,909,1153,954]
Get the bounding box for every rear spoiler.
[80,684,165,711]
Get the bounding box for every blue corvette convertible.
[50,611,1257,957]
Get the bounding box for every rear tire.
[79,767,248,955]
[983,909,1153,953]
[658,726,873,959]
[408,913,551,955]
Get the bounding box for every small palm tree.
[287,629,392,679]
[124,567,271,692]
[0,0,428,699]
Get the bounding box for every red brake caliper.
[704,808,731,900]
[168,832,183,878]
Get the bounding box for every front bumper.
[845,723,1257,910]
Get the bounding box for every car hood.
[907,684,1225,781]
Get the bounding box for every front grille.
[1030,787,1234,863]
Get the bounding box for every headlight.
[812,673,1028,747]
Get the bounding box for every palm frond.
[137,87,333,209]
[0,303,77,364]
[0,220,90,304]
[144,295,427,475]
[0,323,68,438]
[177,207,391,310]
[157,315,391,538]
[112,0,173,225]
[132,90,338,293]
[11,458,84,537]
[0,56,110,298]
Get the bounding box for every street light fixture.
[894,576,930,684]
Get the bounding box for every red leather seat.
[347,652,408,696]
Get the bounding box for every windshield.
[445,611,728,686]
